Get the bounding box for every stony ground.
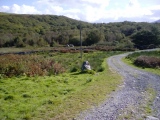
[77,53,160,120]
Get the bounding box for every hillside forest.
[0,13,160,49]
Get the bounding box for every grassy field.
[0,51,123,120]
[124,50,160,75]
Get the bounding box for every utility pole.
[80,23,82,59]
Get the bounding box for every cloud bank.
[0,0,160,23]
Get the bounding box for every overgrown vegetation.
[134,56,160,68]
[0,51,123,120]
[0,13,160,49]
[0,51,122,77]
[124,50,160,75]
[0,54,65,77]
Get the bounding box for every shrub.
[0,54,65,77]
[97,66,105,72]
[81,70,95,74]
[70,67,79,72]
[134,55,160,68]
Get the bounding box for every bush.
[70,67,79,72]
[0,54,65,77]
[80,70,95,74]
[97,66,105,72]
[134,55,160,68]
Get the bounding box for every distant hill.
[0,13,93,47]
[154,19,160,23]
[0,12,160,49]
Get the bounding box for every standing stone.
[81,61,91,71]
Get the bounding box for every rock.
[146,116,159,120]
[81,61,91,71]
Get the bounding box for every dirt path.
[77,53,160,120]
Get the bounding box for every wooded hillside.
[0,13,160,49]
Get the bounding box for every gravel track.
[77,53,160,120]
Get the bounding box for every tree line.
[0,13,160,49]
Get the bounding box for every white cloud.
[66,14,80,20]
[0,4,41,14]
[128,0,140,7]
[11,4,20,13]
[35,0,110,22]
[35,0,160,23]
[150,17,160,21]
[0,6,10,12]
[0,0,160,23]
[98,0,154,22]
[149,5,160,10]
[51,6,63,14]
[81,0,110,8]
[82,0,109,4]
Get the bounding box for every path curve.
[77,53,160,120]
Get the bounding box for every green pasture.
[0,51,123,120]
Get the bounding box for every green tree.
[69,37,80,46]
[132,30,157,49]
[14,37,25,47]
[151,25,160,44]
[37,38,48,47]
[120,25,136,36]
[85,30,101,45]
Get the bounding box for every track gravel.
[77,53,160,120]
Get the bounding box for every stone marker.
[81,61,91,71]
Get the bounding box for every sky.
[0,0,160,23]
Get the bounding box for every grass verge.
[144,87,156,115]
[0,52,122,120]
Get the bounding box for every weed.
[4,95,14,100]
[0,74,4,79]
[97,66,105,72]
[80,70,95,75]
[70,67,79,72]
[63,78,68,84]
[23,114,31,120]
[86,78,92,83]
[46,100,54,104]
[22,93,31,98]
